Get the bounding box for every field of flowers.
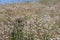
[0,0,60,40]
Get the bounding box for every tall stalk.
[11,18,24,40]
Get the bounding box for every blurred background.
[0,0,37,4]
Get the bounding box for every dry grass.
[0,0,60,40]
